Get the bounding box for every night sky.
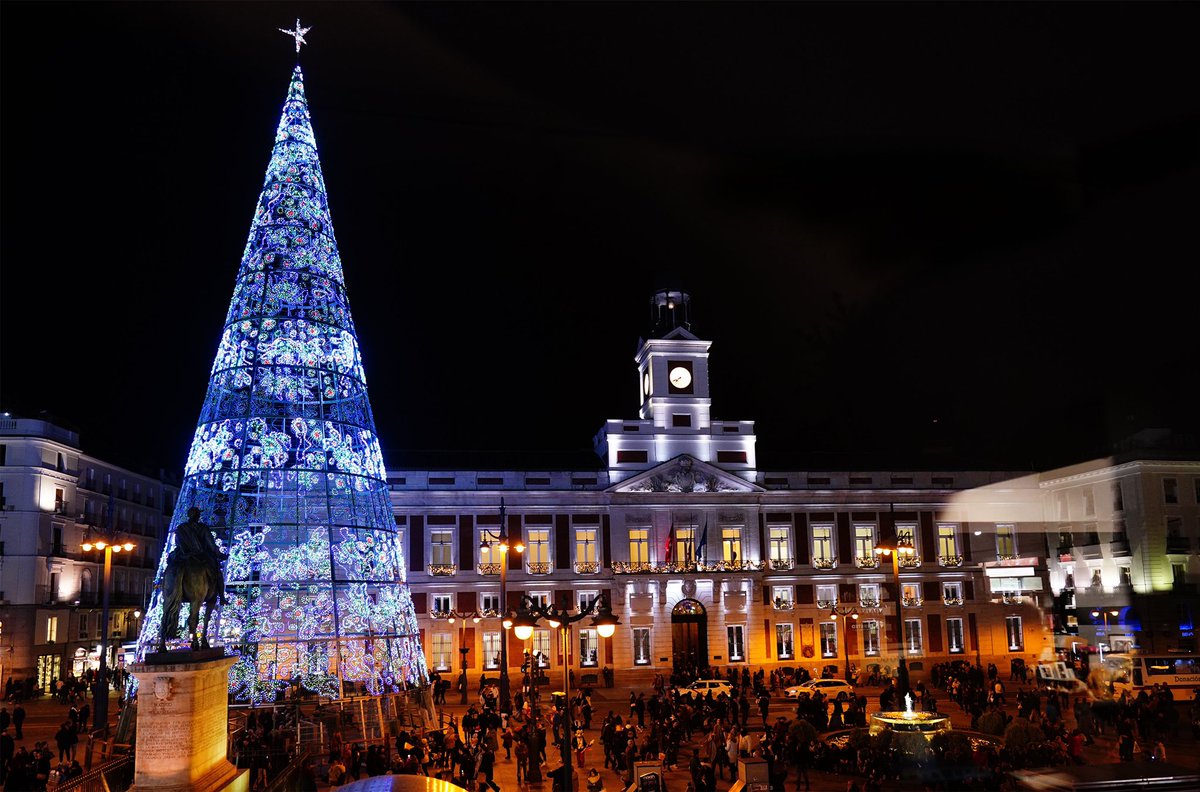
[3,2,1199,476]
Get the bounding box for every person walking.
[477,741,501,792]
[12,703,25,741]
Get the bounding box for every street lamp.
[81,530,136,738]
[479,498,524,710]
[875,536,916,699]
[515,592,619,792]
[1091,609,1120,661]
[447,609,481,705]
[828,604,860,682]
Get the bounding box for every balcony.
[997,553,1019,562]
[1167,535,1190,554]
[53,501,71,515]
[527,562,551,575]
[1001,593,1024,605]
[816,599,838,610]
[855,556,880,569]
[772,600,795,611]
[574,561,599,574]
[430,611,452,620]
[902,596,923,607]
[898,555,922,569]
[1111,536,1131,557]
[477,563,501,576]
[859,598,881,608]
[428,564,457,577]
[943,597,964,606]
[939,555,964,568]
[769,558,794,571]
[812,556,837,570]
[611,560,767,574]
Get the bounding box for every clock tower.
[595,289,757,482]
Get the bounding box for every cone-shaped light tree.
[135,66,428,702]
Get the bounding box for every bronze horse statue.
[157,507,228,652]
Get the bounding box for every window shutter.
[797,584,814,605]
[556,515,572,570]
[410,516,425,572]
[963,579,975,600]
[927,616,943,654]
[967,613,979,651]
[460,515,474,572]
[458,591,477,613]
[508,513,523,570]
[464,627,476,669]
[836,513,851,561]
[840,584,857,603]
[507,590,524,614]
[920,512,935,559]
[923,581,940,602]
[846,621,859,656]
[411,592,427,614]
[794,513,809,565]
[959,525,973,562]
[602,514,612,569]
[763,618,772,659]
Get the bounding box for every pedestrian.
[586,767,604,792]
[11,703,24,740]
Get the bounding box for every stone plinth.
[129,653,248,792]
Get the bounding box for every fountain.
[868,692,952,740]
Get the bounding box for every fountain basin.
[868,710,951,739]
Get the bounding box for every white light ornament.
[279,18,312,54]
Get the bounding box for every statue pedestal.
[129,653,248,792]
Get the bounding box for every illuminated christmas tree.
[136,63,427,701]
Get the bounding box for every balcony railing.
[1001,593,1024,605]
[477,563,501,576]
[53,501,70,515]
[997,553,1019,561]
[773,600,795,611]
[816,599,838,609]
[428,564,457,577]
[902,596,923,607]
[939,555,964,568]
[859,598,881,608]
[812,556,837,570]
[430,611,452,620]
[856,556,880,569]
[769,558,794,571]
[943,597,964,606]
[1167,535,1190,554]
[527,562,551,575]
[1111,537,1132,557]
[574,561,599,574]
[898,555,922,569]
[611,560,767,574]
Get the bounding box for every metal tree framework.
[135,65,428,702]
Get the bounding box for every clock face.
[643,371,651,395]
[669,366,692,389]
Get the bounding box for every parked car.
[784,678,855,701]
[675,679,734,699]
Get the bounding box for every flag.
[696,517,709,562]
[664,522,676,564]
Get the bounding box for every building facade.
[0,415,176,692]
[391,291,1072,688]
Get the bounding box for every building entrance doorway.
[671,598,708,676]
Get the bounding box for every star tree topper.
[279,19,312,54]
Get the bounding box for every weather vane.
[278,18,311,54]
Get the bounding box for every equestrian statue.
[157,506,228,652]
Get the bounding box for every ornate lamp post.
[479,498,524,710]
[81,529,135,738]
[447,609,481,705]
[514,592,619,792]
[828,604,860,682]
[875,536,916,699]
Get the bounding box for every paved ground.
[4,680,1198,791]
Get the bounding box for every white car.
[785,679,855,701]
[675,679,734,699]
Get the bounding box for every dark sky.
[3,1,1199,476]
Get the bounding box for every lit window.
[674,525,695,564]
[483,632,502,669]
[901,583,921,605]
[578,628,599,667]
[481,593,501,614]
[904,618,922,653]
[820,622,838,658]
[533,630,551,667]
[853,524,876,560]
[812,525,834,562]
[632,628,652,666]
[995,524,1017,558]
[937,524,958,557]
[947,618,965,654]
[432,595,452,615]
[431,531,453,566]
[575,528,597,566]
[776,623,794,659]
[46,616,58,643]
[726,625,745,662]
[942,582,962,603]
[431,634,453,671]
[578,591,599,611]
[1163,478,1179,504]
[629,529,649,564]
[527,529,550,564]
[1006,615,1024,651]
[862,621,880,657]
[722,527,742,563]
[859,583,880,606]
[768,525,791,563]
[772,586,793,609]
[816,584,837,607]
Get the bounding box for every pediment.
[661,326,700,341]
[611,454,762,493]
